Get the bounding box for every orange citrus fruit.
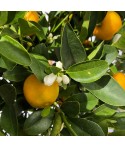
[113,72,125,90]
[23,74,59,108]
[93,11,122,40]
[24,11,40,23]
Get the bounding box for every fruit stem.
[53,102,77,136]
[51,14,69,33]
[60,111,77,136]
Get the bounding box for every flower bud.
[112,34,121,43]
[44,73,57,86]
[56,61,63,69]
[62,75,70,85]
[56,76,63,83]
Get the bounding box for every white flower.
[62,75,70,84]
[44,73,57,86]
[56,76,63,83]
[56,61,63,69]
[112,34,121,43]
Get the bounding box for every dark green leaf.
[1,105,18,136]
[18,18,46,41]
[24,109,54,135]
[69,118,105,136]
[29,54,47,80]
[0,84,16,105]
[0,35,31,66]
[82,75,125,106]
[61,101,80,117]
[80,11,91,41]
[67,92,98,112]
[61,23,87,69]
[3,65,31,82]
[0,55,16,70]
[32,43,49,58]
[67,60,108,83]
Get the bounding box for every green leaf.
[112,26,125,51]
[80,11,91,41]
[32,43,49,59]
[93,104,116,117]
[1,105,18,136]
[3,65,30,82]
[0,84,16,105]
[69,118,105,136]
[18,18,46,41]
[29,54,47,80]
[88,41,104,60]
[0,55,16,70]
[109,130,125,136]
[82,75,125,106]
[101,45,118,65]
[1,27,19,39]
[67,92,98,112]
[66,60,108,83]
[61,23,87,69]
[0,11,8,26]
[61,101,80,117]
[0,35,31,66]
[23,109,54,135]
[41,107,51,117]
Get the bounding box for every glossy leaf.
[69,118,105,136]
[24,109,54,135]
[61,23,87,69]
[83,75,125,106]
[88,41,104,60]
[1,105,18,136]
[93,104,116,117]
[0,35,31,66]
[67,60,108,83]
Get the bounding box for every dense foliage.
[0,11,125,136]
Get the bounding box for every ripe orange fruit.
[93,11,122,40]
[24,11,39,23]
[113,72,125,90]
[23,74,59,108]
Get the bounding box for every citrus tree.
[0,11,125,136]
